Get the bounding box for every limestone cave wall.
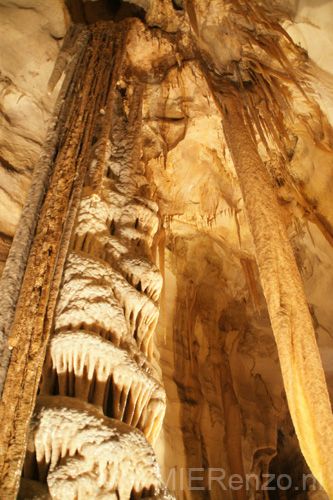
[0,1,333,499]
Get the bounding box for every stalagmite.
[219,92,333,497]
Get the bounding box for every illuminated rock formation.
[21,396,170,500]
[0,21,170,499]
[0,1,332,500]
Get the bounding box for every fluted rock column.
[36,81,167,446]
[219,92,333,498]
[0,21,171,500]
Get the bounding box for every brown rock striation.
[0,20,171,500]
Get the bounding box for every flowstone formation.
[0,21,172,500]
[0,1,332,500]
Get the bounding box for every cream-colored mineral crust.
[54,251,159,358]
[40,330,166,443]
[23,396,170,500]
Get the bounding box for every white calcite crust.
[54,251,159,358]
[40,330,166,443]
[24,396,170,500]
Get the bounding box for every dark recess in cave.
[65,0,146,24]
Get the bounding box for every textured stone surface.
[22,396,169,500]
[0,1,332,500]
[0,22,171,499]
[0,0,69,261]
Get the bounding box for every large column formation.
[0,24,88,396]
[36,81,167,446]
[0,21,171,500]
[218,91,333,498]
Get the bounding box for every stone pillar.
[0,21,171,500]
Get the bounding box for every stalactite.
[47,24,87,96]
[158,227,167,344]
[39,331,165,443]
[273,161,333,249]
[233,63,293,163]
[185,280,198,374]
[185,0,199,37]
[218,91,333,498]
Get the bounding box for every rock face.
[0,0,69,273]
[0,1,333,500]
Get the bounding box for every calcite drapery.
[0,20,170,500]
